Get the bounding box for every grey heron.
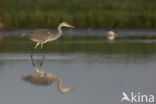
[21,22,74,49]
[21,22,74,67]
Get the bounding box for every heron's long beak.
[67,24,74,28]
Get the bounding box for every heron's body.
[23,29,60,44]
[21,22,74,49]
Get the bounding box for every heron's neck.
[57,25,62,37]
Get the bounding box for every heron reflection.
[22,55,75,94]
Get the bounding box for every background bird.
[21,22,74,49]
[107,30,116,41]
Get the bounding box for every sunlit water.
[0,30,156,104]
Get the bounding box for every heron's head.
[60,22,74,28]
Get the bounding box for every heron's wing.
[23,29,53,42]
[32,29,51,34]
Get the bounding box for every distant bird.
[21,22,74,49]
[107,30,116,41]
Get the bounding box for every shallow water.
[0,31,156,104]
[0,53,156,104]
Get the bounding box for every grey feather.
[23,29,53,43]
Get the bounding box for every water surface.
[0,31,156,104]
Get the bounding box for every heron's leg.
[31,48,41,72]
[31,53,35,67]
[40,43,44,67]
[34,43,40,49]
[31,48,35,67]
[39,44,45,68]
[40,54,45,68]
[41,43,43,49]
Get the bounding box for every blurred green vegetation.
[0,36,156,56]
[0,0,156,29]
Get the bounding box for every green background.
[0,0,156,29]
